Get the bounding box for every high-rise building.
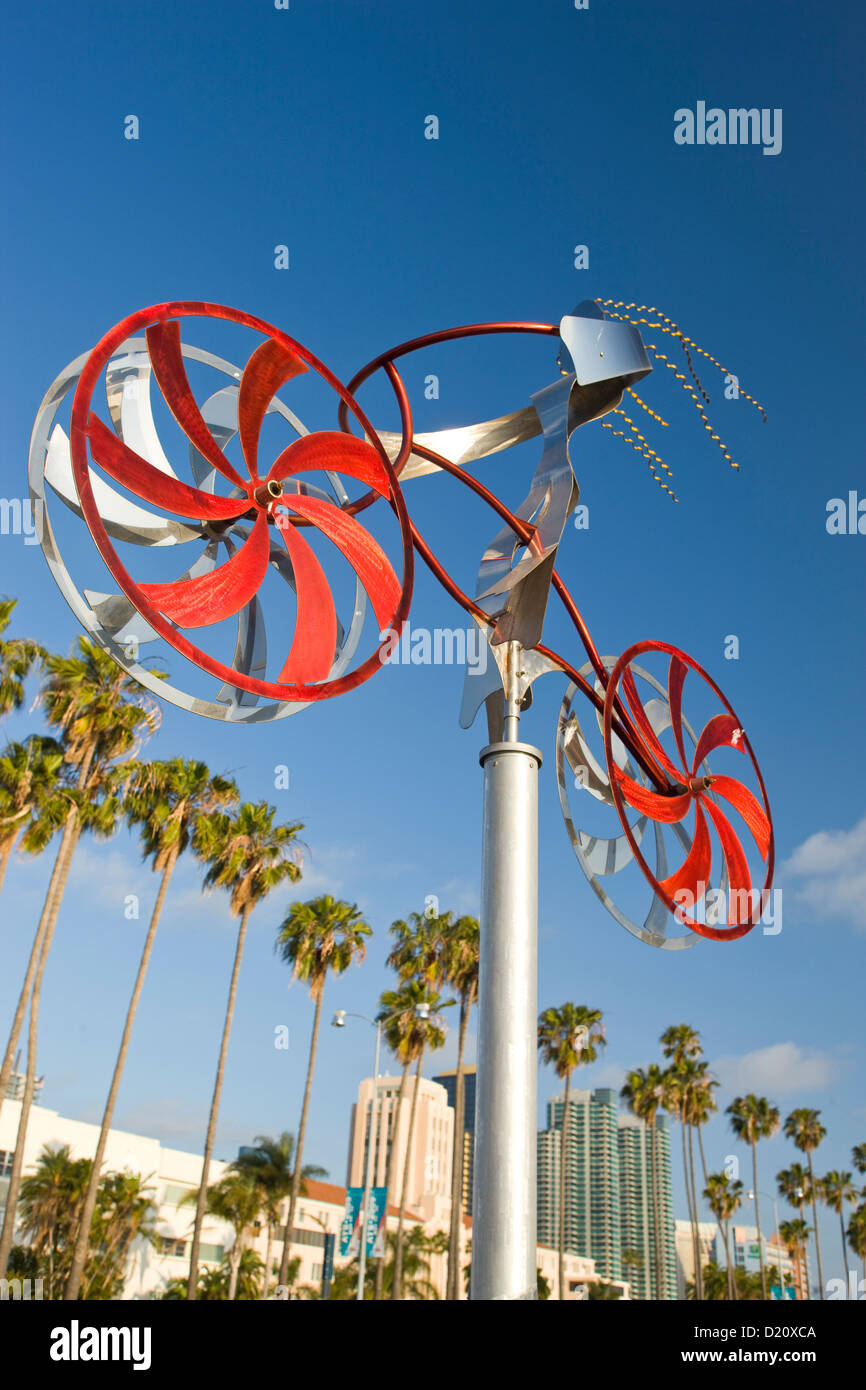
[346,1074,453,1225]
[432,1065,475,1215]
[537,1087,622,1283]
[618,1113,677,1299]
[536,1087,677,1298]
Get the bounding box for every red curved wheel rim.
[602,641,774,941]
[68,301,414,701]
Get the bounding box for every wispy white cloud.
[781,816,866,932]
[711,1042,837,1097]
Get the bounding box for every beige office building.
[346,1073,454,1226]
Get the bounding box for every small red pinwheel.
[603,641,774,939]
[67,302,414,702]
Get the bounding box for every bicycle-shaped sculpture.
[29,298,773,950]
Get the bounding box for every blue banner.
[339,1187,363,1257]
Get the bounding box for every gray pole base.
[471,741,541,1301]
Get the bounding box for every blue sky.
[1,0,864,1289]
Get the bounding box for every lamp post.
[332,1001,430,1300]
[332,1009,380,1301]
[748,1187,784,1294]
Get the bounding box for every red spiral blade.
[277,520,338,684]
[238,338,308,479]
[87,415,249,522]
[702,796,754,925]
[692,713,745,772]
[281,494,401,630]
[145,322,247,489]
[709,774,771,861]
[612,766,691,823]
[140,513,269,628]
[269,432,392,498]
[621,666,683,781]
[658,801,713,899]
[667,655,689,769]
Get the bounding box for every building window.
[198,1243,225,1262]
[0,1151,14,1178]
[155,1236,187,1258]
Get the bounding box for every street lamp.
[748,1187,785,1292]
[331,1002,431,1300]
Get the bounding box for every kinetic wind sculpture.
[29,296,774,1298]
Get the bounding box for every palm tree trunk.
[260,1220,273,1301]
[278,989,324,1289]
[64,848,178,1299]
[446,989,471,1301]
[0,830,19,899]
[807,1154,824,1299]
[839,1209,849,1293]
[228,1244,241,1301]
[752,1142,767,1299]
[681,1120,698,1301]
[688,1125,703,1300]
[724,1220,735,1300]
[373,1061,410,1300]
[558,1072,571,1301]
[392,1048,425,1301]
[697,1123,709,1184]
[0,779,87,1276]
[0,748,93,1122]
[187,902,252,1298]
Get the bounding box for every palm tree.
[726,1095,780,1299]
[620,1064,667,1299]
[704,1171,743,1300]
[779,1218,810,1300]
[64,759,238,1299]
[0,736,65,899]
[660,1025,715,1301]
[0,599,41,718]
[389,985,449,1301]
[84,1169,158,1300]
[0,645,159,1278]
[777,1163,811,1297]
[371,985,419,1301]
[232,1132,327,1298]
[274,895,371,1288]
[538,1003,606,1302]
[182,1172,265,1301]
[0,639,159,1129]
[852,1144,866,1177]
[402,907,479,1301]
[846,1206,866,1285]
[16,1143,86,1299]
[784,1108,827,1299]
[15,1144,157,1298]
[819,1170,857,1291]
[185,802,303,1297]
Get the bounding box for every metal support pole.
[357,1021,381,1300]
[471,736,541,1300]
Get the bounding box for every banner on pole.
[365,1186,387,1258]
[339,1187,363,1257]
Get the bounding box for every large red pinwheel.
[64,302,414,705]
[603,641,774,940]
